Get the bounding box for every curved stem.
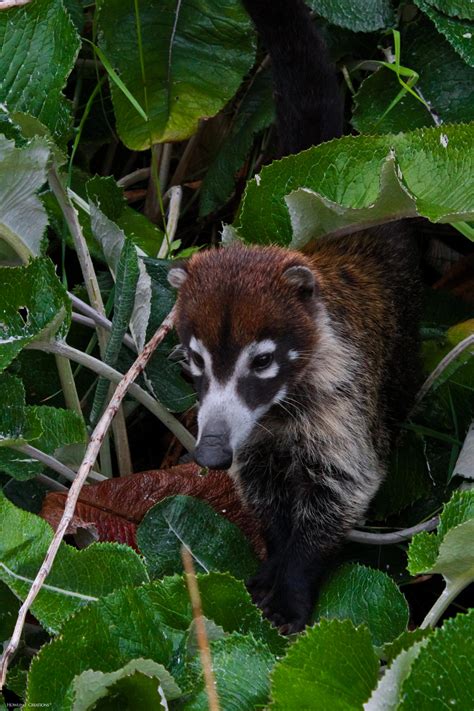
[27,340,196,453]
[348,516,439,545]
[13,444,105,483]
[414,334,474,409]
[420,577,469,629]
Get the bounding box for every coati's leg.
[247,510,293,604]
[252,478,366,633]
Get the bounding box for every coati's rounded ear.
[167,264,188,289]
[283,265,317,298]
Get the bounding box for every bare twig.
[26,340,196,453]
[181,546,220,711]
[349,515,439,545]
[0,0,32,8]
[414,333,474,409]
[13,444,105,483]
[0,307,178,689]
[117,167,151,188]
[49,167,132,476]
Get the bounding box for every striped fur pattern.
[169,226,421,631]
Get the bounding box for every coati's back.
[169,0,422,632]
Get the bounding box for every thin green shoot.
[451,221,474,242]
[68,75,107,184]
[83,39,148,122]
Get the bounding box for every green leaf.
[352,68,433,135]
[398,608,474,710]
[235,123,474,247]
[270,619,379,710]
[383,628,432,665]
[0,494,148,633]
[365,636,431,711]
[0,581,19,643]
[26,573,285,709]
[416,0,474,66]
[308,0,394,32]
[137,495,258,581]
[0,136,50,262]
[0,374,42,448]
[0,258,71,373]
[0,404,87,481]
[0,0,80,139]
[185,633,275,711]
[71,658,182,710]
[200,68,275,217]
[421,0,474,20]
[90,239,140,424]
[314,564,409,647]
[95,0,256,149]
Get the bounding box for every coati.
[168,0,421,633]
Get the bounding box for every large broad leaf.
[0,136,50,262]
[314,564,409,647]
[408,489,474,625]
[71,659,182,710]
[95,0,256,149]
[308,0,394,32]
[26,573,285,709]
[415,0,474,66]
[235,123,474,247]
[0,374,41,449]
[137,494,258,581]
[0,494,148,633]
[0,581,19,644]
[421,0,474,20]
[270,619,379,710]
[0,258,71,372]
[185,633,275,711]
[397,608,474,710]
[200,68,275,217]
[0,0,80,139]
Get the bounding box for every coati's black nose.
[194,432,233,470]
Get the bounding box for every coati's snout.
[194,424,233,470]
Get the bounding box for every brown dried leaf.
[40,463,265,557]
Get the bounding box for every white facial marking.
[288,349,299,361]
[188,336,206,377]
[255,362,279,379]
[194,338,283,453]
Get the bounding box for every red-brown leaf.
[40,463,265,557]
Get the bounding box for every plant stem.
[182,546,220,711]
[69,293,137,352]
[54,354,82,415]
[348,516,438,545]
[420,577,469,629]
[13,444,105,483]
[414,334,474,409]
[27,340,196,453]
[49,166,132,476]
[0,306,178,689]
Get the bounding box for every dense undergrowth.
[0,0,473,708]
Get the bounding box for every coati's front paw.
[246,558,279,605]
[260,580,313,634]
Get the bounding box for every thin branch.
[54,354,83,414]
[158,186,182,258]
[117,167,151,188]
[348,515,438,545]
[414,334,474,409]
[13,444,105,483]
[35,474,68,492]
[26,340,196,453]
[0,307,178,689]
[181,546,220,711]
[49,167,132,476]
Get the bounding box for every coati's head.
[168,245,319,470]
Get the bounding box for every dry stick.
[0,307,177,690]
[181,546,220,711]
[49,167,132,477]
[117,167,151,188]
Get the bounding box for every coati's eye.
[189,350,205,369]
[251,353,274,371]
